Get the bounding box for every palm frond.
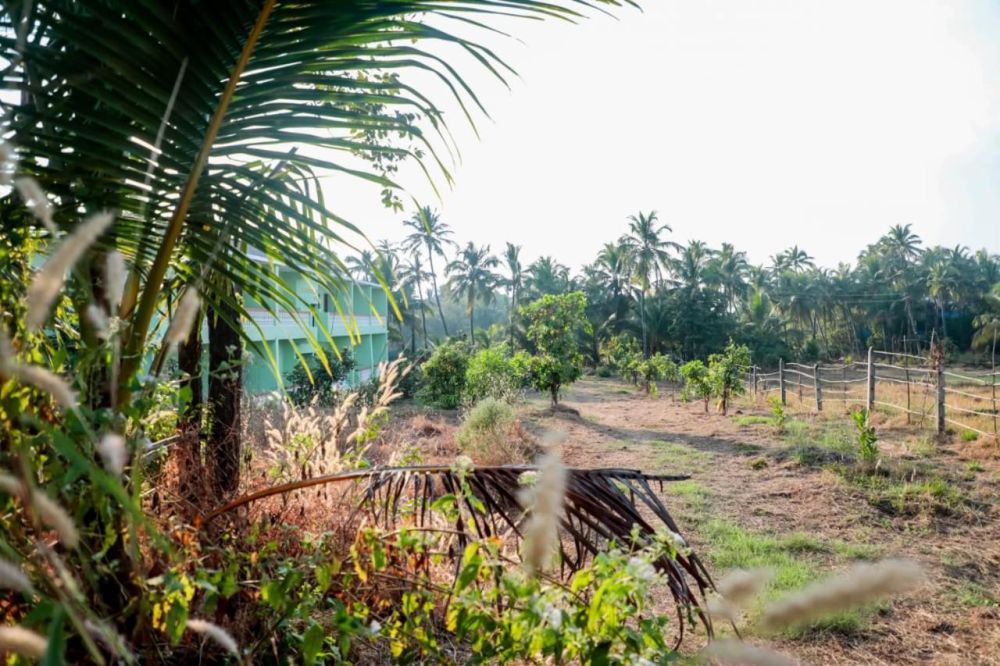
[205,464,715,640]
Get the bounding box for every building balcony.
[244,308,386,342]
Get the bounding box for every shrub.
[417,340,470,409]
[707,341,751,415]
[455,398,534,463]
[851,408,879,464]
[464,346,528,404]
[680,360,713,411]
[286,349,355,406]
[637,352,678,395]
[768,396,787,433]
[960,429,979,442]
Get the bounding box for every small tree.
[521,292,588,405]
[418,340,470,408]
[707,342,751,415]
[679,360,713,412]
[637,353,678,395]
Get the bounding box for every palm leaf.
[204,464,715,641]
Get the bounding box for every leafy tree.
[286,350,357,406]
[637,353,678,395]
[417,340,470,409]
[707,342,751,415]
[679,360,713,412]
[521,292,588,405]
[464,346,530,403]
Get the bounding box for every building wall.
[242,273,389,393]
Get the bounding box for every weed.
[966,461,985,473]
[960,429,979,442]
[767,397,786,433]
[455,398,535,464]
[851,409,879,464]
[750,458,768,470]
[951,581,996,608]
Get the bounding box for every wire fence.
[747,348,999,442]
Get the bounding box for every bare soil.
[394,377,1000,665]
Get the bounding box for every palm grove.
[366,212,1000,369]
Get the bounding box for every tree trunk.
[550,385,559,406]
[208,289,242,496]
[639,290,648,358]
[940,302,948,339]
[419,286,428,348]
[509,287,516,351]
[427,248,448,336]
[469,291,475,341]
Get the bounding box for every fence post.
[751,366,757,398]
[904,365,911,425]
[866,347,875,415]
[779,358,786,406]
[992,330,997,442]
[814,363,822,411]
[797,370,803,402]
[936,360,945,436]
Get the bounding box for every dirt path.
[519,378,1000,665]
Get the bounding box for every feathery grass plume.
[186,619,240,659]
[26,211,114,330]
[164,288,201,347]
[105,250,127,312]
[702,638,797,666]
[31,490,80,549]
[86,303,110,339]
[0,141,17,185]
[8,364,78,410]
[0,626,48,659]
[717,567,774,607]
[0,558,34,595]
[706,597,739,623]
[15,176,56,234]
[761,559,924,630]
[97,433,128,475]
[0,471,24,496]
[518,450,567,576]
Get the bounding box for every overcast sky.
[325,0,1000,272]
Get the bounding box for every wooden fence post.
[904,365,912,425]
[797,370,803,402]
[866,347,875,415]
[936,361,945,436]
[814,363,822,411]
[751,366,757,398]
[779,359,786,406]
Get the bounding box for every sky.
[324,0,1000,272]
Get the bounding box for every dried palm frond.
[205,464,714,639]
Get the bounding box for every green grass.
[698,520,874,636]
[845,470,968,517]
[648,440,713,470]
[733,415,775,427]
[663,479,710,510]
[960,429,979,442]
[966,461,985,473]
[951,580,996,608]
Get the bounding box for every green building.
[240,251,389,392]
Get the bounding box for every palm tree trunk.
[639,290,648,358]
[208,289,242,496]
[419,284,428,347]
[426,247,448,336]
[469,291,476,340]
[177,325,204,493]
[940,301,948,338]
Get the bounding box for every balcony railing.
[245,309,385,339]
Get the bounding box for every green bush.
[680,359,712,411]
[464,346,529,403]
[417,340,470,408]
[637,352,678,395]
[455,398,533,463]
[286,349,355,406]
[851,408,879,464]
[521,292,588,405]
[960,429,979,442]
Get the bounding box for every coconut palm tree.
[621,210,677,356]
[502,243,523,349]
[525,256,573,298]
[772,245,816,273]
[398,252,432,348]
[711,243,749,313]
[446,243,500,339]
[2,0,627,496]
[402,207,456,336]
